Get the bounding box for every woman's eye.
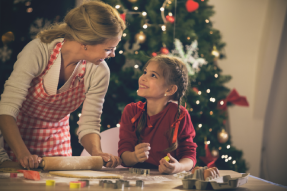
[105,49,113,52]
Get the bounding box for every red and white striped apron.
[5,42,86,161]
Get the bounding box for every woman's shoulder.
[86,60,110,80]
[24,38,63,51]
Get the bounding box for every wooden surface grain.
[0,168,286,191]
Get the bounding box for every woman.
[0,0,126,169]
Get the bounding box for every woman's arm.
[0,115,41,169]
[78,62,123,168]
[81,133,121,168]
[82,133,122,168]
[0,39,49,169]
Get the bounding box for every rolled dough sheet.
[49,170,123,179]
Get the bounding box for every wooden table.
[0,168,286,191]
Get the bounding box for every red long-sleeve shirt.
[118,101,197,168]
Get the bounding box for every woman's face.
[84,36,121,65]
[137,61,169,99]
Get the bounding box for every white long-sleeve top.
[0,38,110,144]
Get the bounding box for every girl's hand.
[134,143,150,163]
[158,153,182,174]
[94,152,122,168]
[17,152,42,169]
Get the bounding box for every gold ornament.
[211,45,220,60]
[211,149,219,157]
[128,0,138,2]
[1,31,15,44]
[217,129,229,143]
[135,31,146,44]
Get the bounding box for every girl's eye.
[143,71,147,74]
[151,74,157,78]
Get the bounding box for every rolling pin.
[39,156,103,171]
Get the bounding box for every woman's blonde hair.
[37,0,126,44]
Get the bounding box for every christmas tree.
[86,0,248,172]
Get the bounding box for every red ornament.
[165,15,175,23]
[199,144,218,168]
[192,87,199,93]
[160,47,169,54]
[151,52,157,57]
[120,13,126,22]
[185,0,199,13]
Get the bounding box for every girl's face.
[84,36,121,65]
[137,61,169,99]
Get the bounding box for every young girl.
[118,55,197,174]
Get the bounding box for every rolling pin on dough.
[39,156,103,171]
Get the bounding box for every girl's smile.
[139,84,149,89]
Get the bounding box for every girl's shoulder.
[167,102,188,115]
[124,101,145,114]
[121,101,145,124]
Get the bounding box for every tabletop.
[0,167,286,191]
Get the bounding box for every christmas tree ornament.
[169,39,207,75]
[1,31,15,44]
[122,41,142,73]
[120,13,126,23]
[192,87,199,93]
[151,52,157,57]
[199,144,218,168]
[135,31,146,44]
[211,149,219,157]
[211,45,220,60]
[128,0,138,2]
[30,18,51,39]
[165,15,175,23]
[160,47,169,54]
[185,0,199,13]
[0,45,12,63]
[217,129,229,144]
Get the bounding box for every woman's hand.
[134,143,150,163]
[93,152,122,168]
[17,151,42,169]
[158,153,182,174]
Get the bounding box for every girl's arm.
[118,103,145,167]
[0,115,41,169]
[159,154,194,174]
[121,151,138,166]
[121,142,150,166]
[178,157,194,171]
[159,108,197,174]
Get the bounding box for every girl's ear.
[166,85,178,97]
